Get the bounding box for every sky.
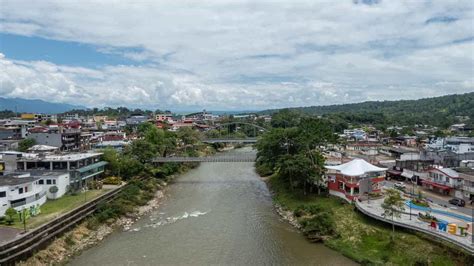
[0,0,473,111]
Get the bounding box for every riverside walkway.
[355,198,474,254]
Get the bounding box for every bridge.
[153,154,256,163]
[202,138,258,144]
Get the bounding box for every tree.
[271,109,301,128]
[381,189,405,239]
[18,138,36,152]
[5,207,17,225]
[102,148,120,176]
[176,127,202,146]
[126,139,157,164]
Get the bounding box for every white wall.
[41,173,70,199]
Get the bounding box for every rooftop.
[0,151,102,162]
[0,175,40,187]
[325,158,387,176]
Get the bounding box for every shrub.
[102,176,122,185]
[87,180,103,190]
[255,162,273,176]
[64,233,76,246]
[5,207,17,225]
[300,211,336,242]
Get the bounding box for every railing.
[355,201,474,254]
[153,155,256,163]
[0,184,126,265]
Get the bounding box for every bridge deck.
[202,138,258,143]
[153,155,256,163]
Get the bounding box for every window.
[39,179,44,185]
[46,179,52,185]
[0,191,6,197]
[19,187,23,194]
[25,186,28,193]
[53,179,56,185]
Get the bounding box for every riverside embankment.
[70,147,355,265]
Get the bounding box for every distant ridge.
[261,92,474,127]
[0,97,85,114]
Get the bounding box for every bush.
[5,207,17,225]
[255,162,273,176]
[87,180,103,190]
[102,176,122,185]
[300,211,336,242]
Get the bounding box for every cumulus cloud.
[0,0,473,110]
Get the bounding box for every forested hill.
[262,92,474,128]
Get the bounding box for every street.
[383,180,474,217]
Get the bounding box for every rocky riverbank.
[18,185,168,266]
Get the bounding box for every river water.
[70,148,355,265]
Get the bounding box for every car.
[394,182,406,190]
[448,198,465,207]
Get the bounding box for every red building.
[325,159,387,202]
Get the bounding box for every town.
[0,106,473,261]
[1,1,473,264]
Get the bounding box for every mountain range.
[0,97,85,114]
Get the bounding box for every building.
[126,115,148,125]
[325,159,387,202]
[156,114,174,122]
[0,173,47,217]
[454,167,474,202]
[28,171,70,199]
[27,127,82,151]
[0,151,107,190]
[422,168,463,196]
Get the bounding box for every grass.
[268,175,473,266]
[1,189,109,230]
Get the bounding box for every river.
[70,147,355,265]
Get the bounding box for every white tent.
[325,158,387,176]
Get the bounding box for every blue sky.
[0,33,135,67]
[0,1,473,110]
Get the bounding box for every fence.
[0,185,125,265]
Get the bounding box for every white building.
[29,171,70,199]
[0,173,47,217]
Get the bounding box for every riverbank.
[17,163,197,265]
[264,174,473,265]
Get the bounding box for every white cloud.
[0,0,473,110]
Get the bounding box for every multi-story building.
[0,173,47,217]
[422,167,463,196]
[453,167,474,202]
[27,127,82,151]
[0,151,107,190]
[325,159,387,202]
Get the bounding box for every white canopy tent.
[325,158,387,177]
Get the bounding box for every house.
[422,168,463,196]
[0,173,47,217]
[156,114,174,122]
[325,159,387,202]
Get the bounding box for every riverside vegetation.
[256,110,473,265]
[18,122,211,264]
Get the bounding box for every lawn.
[268,175,472,265]
[2,189,109,230]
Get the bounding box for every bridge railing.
[153,155,256,163]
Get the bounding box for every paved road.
[383,180,474,217]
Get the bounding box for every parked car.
[448,198,465,207]
[394,182,406,190]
